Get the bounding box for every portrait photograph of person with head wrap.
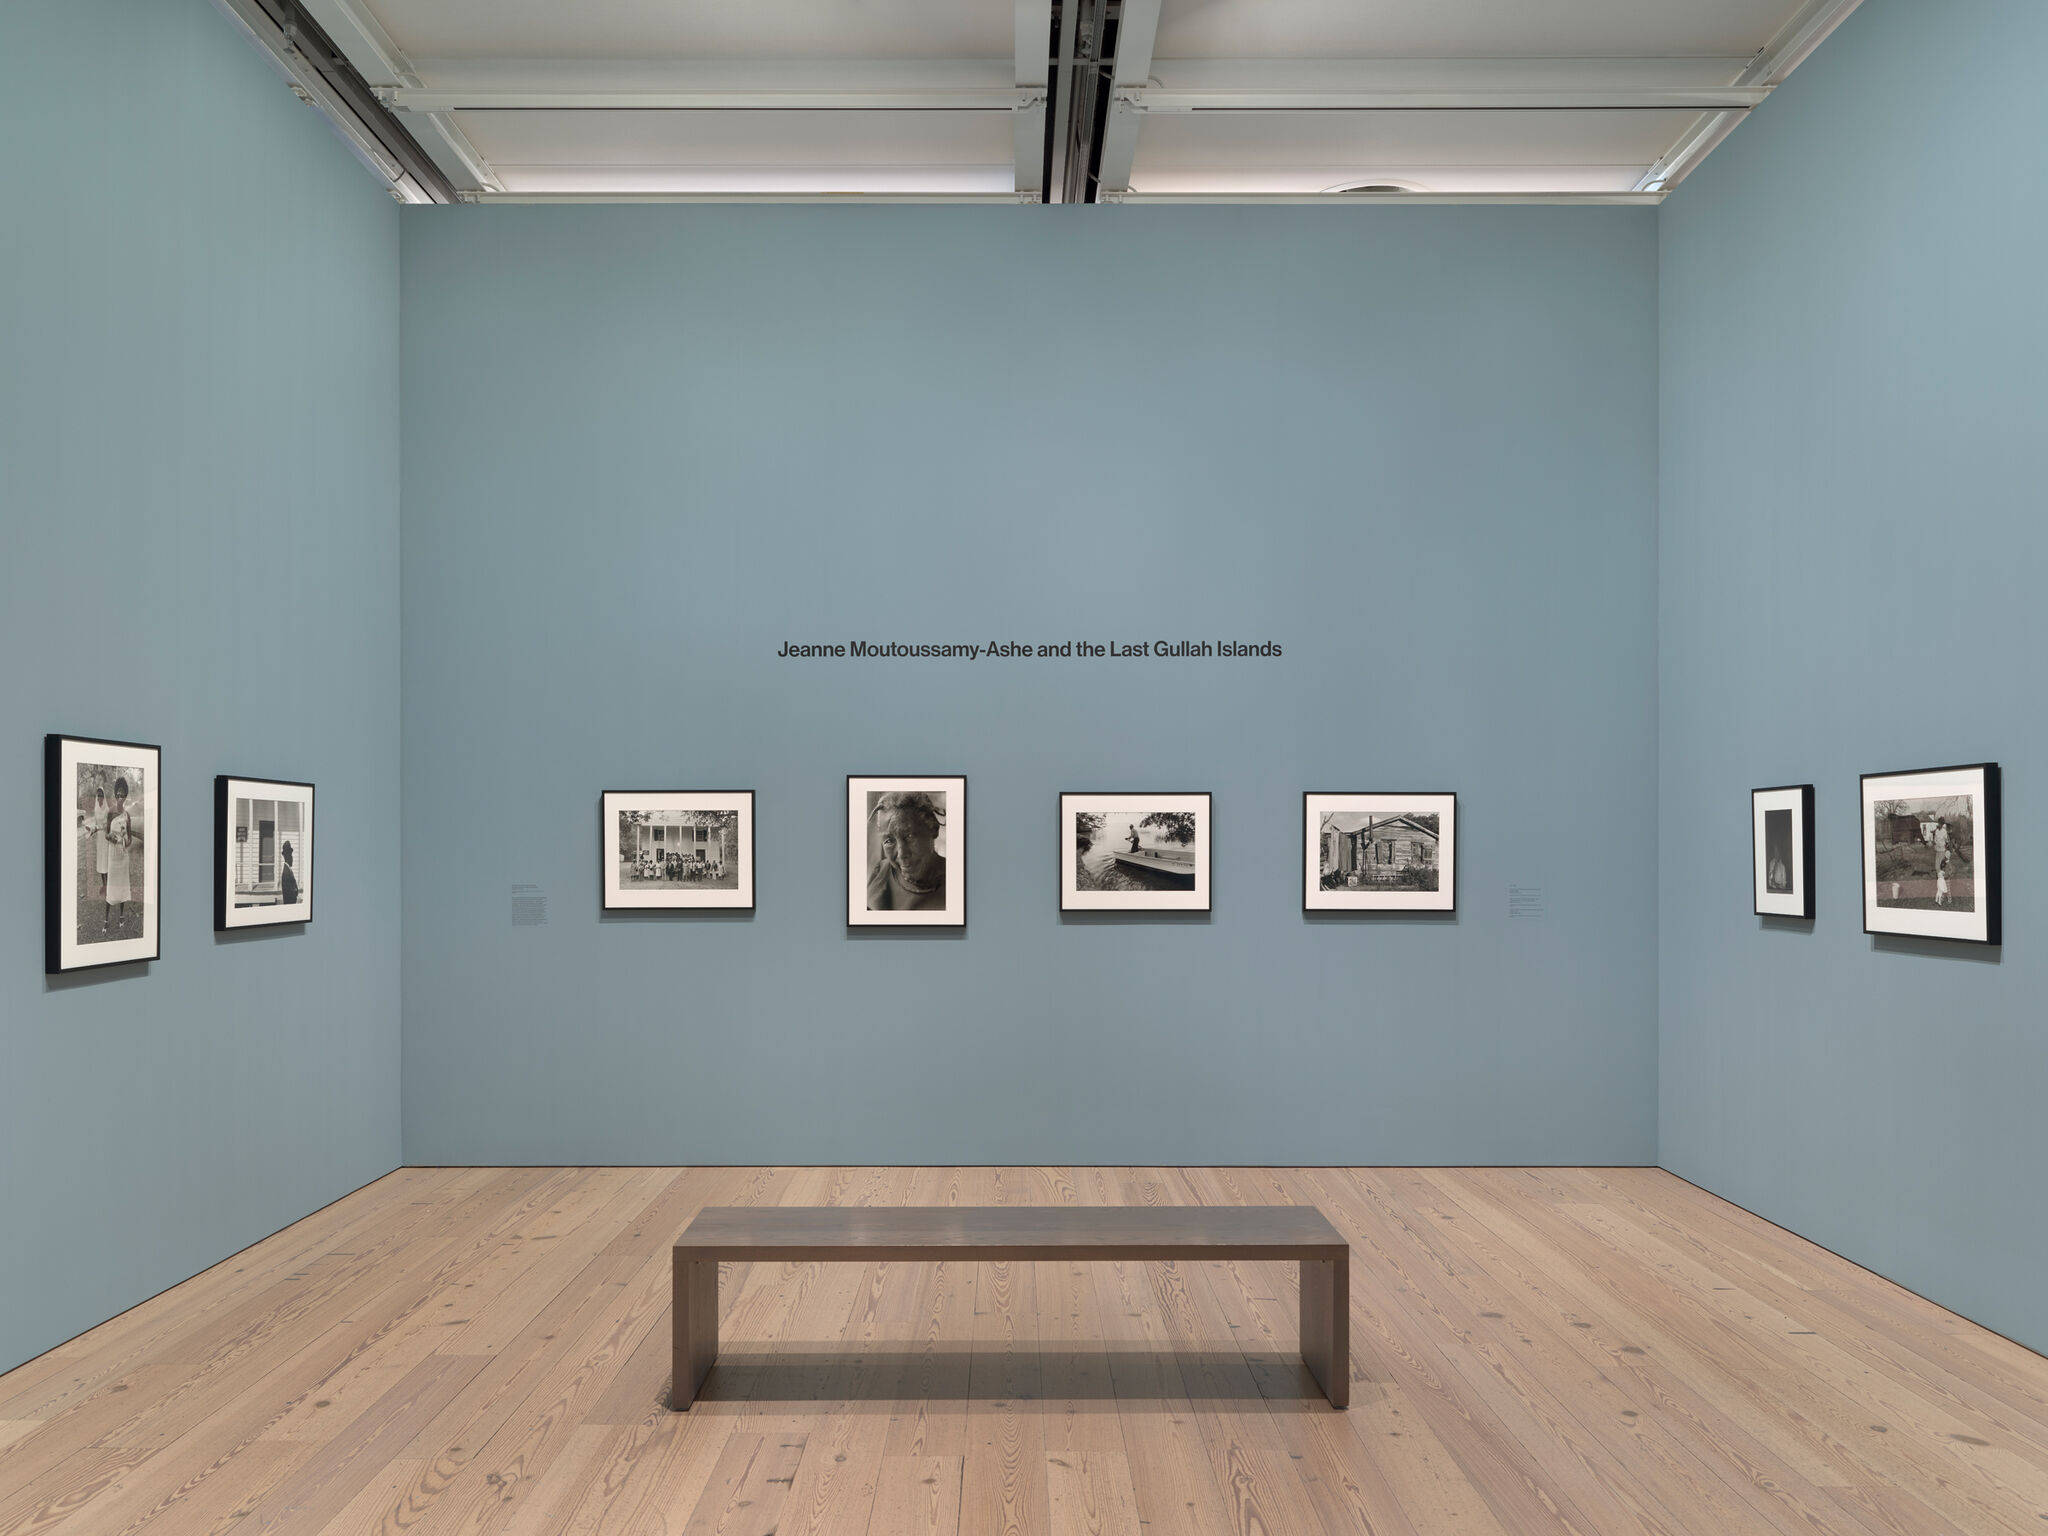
[847,776,965,927]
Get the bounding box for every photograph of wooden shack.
[1320,810,1439,890]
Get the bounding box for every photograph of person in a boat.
[1074,808,1198,891]
[1061,793,1210,912]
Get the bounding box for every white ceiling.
[1150,0,1822,59]
[464,110,1018,196]
[1130,110,1708,196]
[298,0,1865,202]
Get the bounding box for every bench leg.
[1299,1251,1349,1409]
[672,1258,719,1411]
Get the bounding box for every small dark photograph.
[1872,796,1974,912]
[1763,808,1793,894]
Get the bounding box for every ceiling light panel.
[1128,109,1705,195]
[357,0,1015,61]
[456,109,1017,194]
[1152,0,1818,59]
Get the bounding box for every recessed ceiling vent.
[1328,181,1423,195]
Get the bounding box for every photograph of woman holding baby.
[46,735,160,973]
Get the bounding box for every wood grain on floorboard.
[2,1167,2045,1536]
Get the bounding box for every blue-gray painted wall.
[0,0,403,1373]
[1659,0,2048,1354]
[398,206,1662,1166]
[13,0,2044,1386]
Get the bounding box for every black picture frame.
[1859,763,2000,945]
[601,791,756,911]
[1750,783,1815,920]
[46,733,162,974]
[847,775,967,928]
[1303,791,1458,914]
[1060,792,1213,913]
[215,776,316,931]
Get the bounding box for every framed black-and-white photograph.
[603,791,754,910]
[215,776,315,930]
[1861,763,2000,944]
[46,734,160,973]
[1061,793,1211,912]
[1751,784,1814,919]
[1304,792,1457,913]
[848,776,964,927]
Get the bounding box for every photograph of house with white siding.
[215,774,314,930]
[231,793,307,907]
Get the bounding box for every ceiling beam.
[1739,0,1867,86]
[1014,0,1052,200]
[1043,0,1083,201]
[295,0,503,193]
[1123,85,1769,113]
[1639,0,1864,191]
[209,0,456,201]
[1633,110,1744,193]
[473,188,1664,206]
[382,87,1031,113]
[1116,190,1664,206]
[473,191,1035,205]
[414,114,502,195]
[379,61,1765,117]
[297,0,414,86]
[1094,0,1160,200]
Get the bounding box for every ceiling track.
[472,190,1667,206]
[211,0,457,202]
[1043,0,1138,203]
[1635,0,1864,191]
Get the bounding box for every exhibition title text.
[777,639,1283,660]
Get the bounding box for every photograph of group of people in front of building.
[602,792,755,911]
[623,811,739,888]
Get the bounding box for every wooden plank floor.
[3,1168,2047,1536]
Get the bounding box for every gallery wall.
[399,205,1661,1166]
[1659,0,2048,1353]
[0,0,403,1372]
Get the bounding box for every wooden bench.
[671,1205,1349,1410]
